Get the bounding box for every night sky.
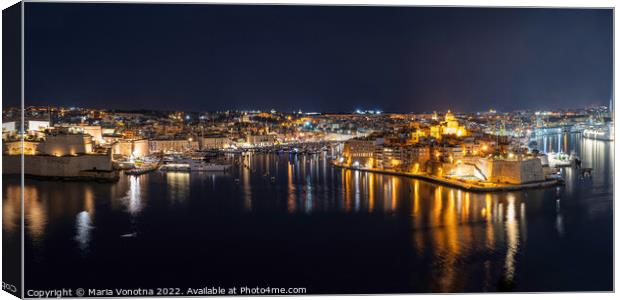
[21,4,613,113]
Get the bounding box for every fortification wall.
[3,154,112,177]
[473,157,544,184]
[519,159,545,183]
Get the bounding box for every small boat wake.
[120,232,138,238]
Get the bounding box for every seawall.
[3,154,118,182]
[332,163,561,193]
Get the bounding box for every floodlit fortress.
[3,126,117,181]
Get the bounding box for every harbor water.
[3,133,613,293]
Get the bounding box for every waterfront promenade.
[332,163,562,192]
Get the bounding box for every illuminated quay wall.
[477,157,544,184]
[3,154,113,177]
[446,156,545,184]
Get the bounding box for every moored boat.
[159,157,231,172]
[583,123,614,141]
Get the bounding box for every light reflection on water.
[75,211,93,253]
[4,133,613,292]
[405,183,527,292]
[504,194,519,283]
[165,172,189,204]
[242,154,252,211]
[24,186,46,244]
[3,185,22,235]
[75,187,96,253]
[536,133,614,219]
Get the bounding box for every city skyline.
[14,4,613,112]
[5,104,614,115]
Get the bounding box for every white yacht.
[583,123,614,141]
[160,158,231,172]
[547,152,572,167]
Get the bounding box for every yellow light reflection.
[412,181,419,217]
[391,178,399,212]
[368,173,375,212]
[2,185,21,235]
[344,170,352,212]
[25,186,46,241]
[287,162,296,213]
[504,194,519,283]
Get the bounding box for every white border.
[0,1,616,300]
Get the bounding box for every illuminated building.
[342,138,380,167]
[78,125,104,144]
[424,110,469,140]
[27,120,50,133]
[430,125,441,139]
[149,139,199,153]
[3,140,39,155]
[408,124,427,144]
[441,111,468,137]
[375,144,431,171]
[111,139,149,157]
[246,134,277,147]
[200,135,231,149]
[2,121,16,133]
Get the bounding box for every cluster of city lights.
[354,109,382,115]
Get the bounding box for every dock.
[125,165,158,175]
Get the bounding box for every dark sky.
[22,4,612,112]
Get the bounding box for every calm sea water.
[3,133,613,294]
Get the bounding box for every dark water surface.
[3,133,613,294]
